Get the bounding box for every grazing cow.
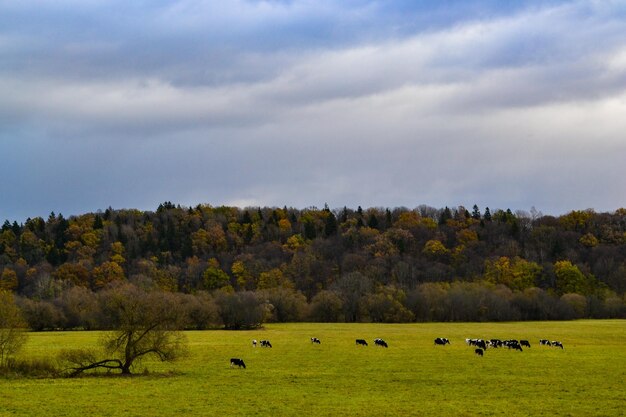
[539,339,552,346]
[374,338,388,348]
[489,339,503,348]
[467,339,487,350]
[311,337,321,344]
[504,340,521,350]
[475,348,484,357]
[260,340,272,348]
[552,341,564,349]
[252,339,257,348]
[434,337,450,346]
[356,339,368,346]
[520,340,531,348]
[230,358,246,369]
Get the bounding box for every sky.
[2,0,626,222]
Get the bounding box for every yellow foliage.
[232,260,256,290]
[81,231,100,248]
[257,267,293,290]
[579,233,599,247]
[422,240,448,256]
[65,224,83,241]
[0,268,18,291]
[110,254,126,265]
[559,210,593,230]
[421,218,438,229]
[110,241,125,255]
[53,262,90,287]
[284,234,306,252]
[278,218,292,232]
[457,229,478,244]
[92,261,125,289]
[484,256,541,291]
[395,212,421,229]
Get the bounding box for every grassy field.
[1,320,624,416]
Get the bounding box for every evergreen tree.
[93,215,104,230]
[367,213,379,229]
[324,210,338,237]
[472,205,481,220]
[439,207,452,225]
[484,207,492,222]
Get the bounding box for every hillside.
[1,203,625,326]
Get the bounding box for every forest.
[1,203,625,329]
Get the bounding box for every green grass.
[1,321,624,416]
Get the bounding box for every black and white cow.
[260,340,272,348]
[230,358,246,368]
[475,348,484,357]
[489,339,503,348]
[252,339,257,347]
[311,337,321,344]
[520,340,531,348]
[539,339,552,346]
[504,340,520,350]
[374,338,388,348]
[434,337,450,346]
[356,339,368,346]
[552,341,564,349]
[467,339,487,350]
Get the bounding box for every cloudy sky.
[2,0,626,222]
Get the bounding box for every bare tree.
[61,284,188,376]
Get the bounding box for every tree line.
[1,203,625,328]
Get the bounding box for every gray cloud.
[1,1,626,221]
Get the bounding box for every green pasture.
[1,320,624,416]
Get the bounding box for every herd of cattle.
[230,336,565,368]
[462,337,565,356]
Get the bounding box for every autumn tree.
[554,260,596,295]
[202,258,231,291]
[0,290,28,367]
[484,257,542,291]
[0,268,18,291]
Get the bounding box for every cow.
[260,340,272,348]
[520,340,531,348]
[356,339,368,346]
[475,348,484,357]
[311,337,321,344]
[504,340,522,351]
[434,337,450,346]
[552,341,564,349]
[467,339,487,350]
[489,339,503,348]
[539,339,552,346]
[374,338,388,348]
[230,358,246,369]
[252,339,257,348]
